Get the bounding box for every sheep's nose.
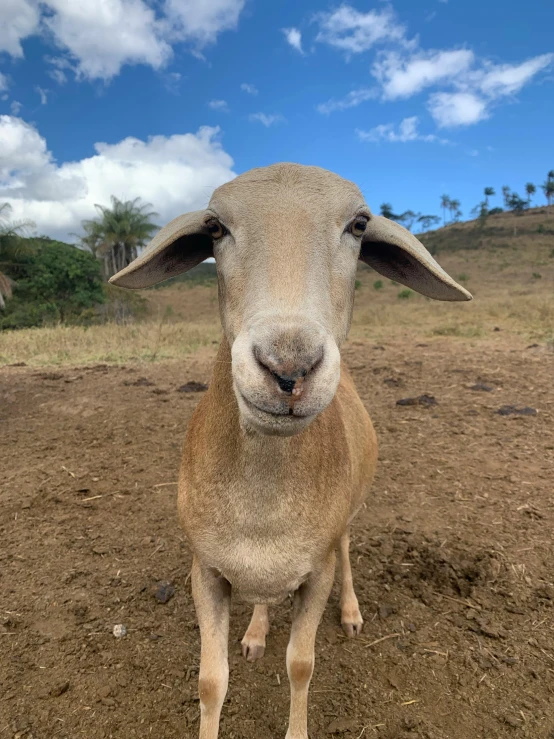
[253,345,324,395]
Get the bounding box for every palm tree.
[0,203,35,309]
[79,197,159,279]
[501,186,511,209]
[484,187,495,208]
[440,194,450,226]
[417,214,440,232]
[449,198,461,223]
[543,179,554,207]
[397,210,419,231]
[525,183,536,204]
[379,203,395,220]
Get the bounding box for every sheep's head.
[111,163,470,436]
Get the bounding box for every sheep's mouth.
[239,392,310,419]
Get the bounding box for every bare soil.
[1,337,554,739]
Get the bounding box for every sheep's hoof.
[341,604,364,637]
[241,634,266,661]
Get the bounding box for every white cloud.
[208,99,229,111]
[428,92,488,127]
[42,0,172,81]
[476,54,554,97]
[356,116,444,143]
[10,101,22,115]
[0,115,236,240]
[162,0,245,48]
[45,55,73,84]
[249,113,285,127]
[164,71,181,94]
[0,0,40,57]
[283,27,304,54]
[315,5,411,55]
[240,82,258,95]
[1,0,247,81]
[49,69,67,84]
[0,116,51,177]
[35,86,48,105]
[315,5,553,129]
[0,73,9,92]
[317,87,377,115]
[373,49,474,99]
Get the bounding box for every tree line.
[1,168,553,322]
[381,169,554,232]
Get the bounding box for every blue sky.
[0,0,553,240]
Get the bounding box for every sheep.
[110,163,471,739]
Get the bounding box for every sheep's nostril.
[271,372,298,394]
[253,345,324,395]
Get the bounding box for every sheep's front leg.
[285,552,336,739]
[191,557,231,739]
[241,604,270,661]
[339,529,363,637]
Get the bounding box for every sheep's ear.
[360,215,471,301]
[109,211,213,289]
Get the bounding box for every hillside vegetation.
[0,206,553,366]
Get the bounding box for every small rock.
[503,715,522,728]
[384,377,403,387]
[150,581,176,604]
[469,383,493,392]
[9,362,26,367]
[474,618,507,639]
[535,584,554,600]
[112,624,127,638]
[123,377,154,387]
[526,343,540,349]
[326,718,357,734]
[379,604,396,620]
[396,394,437,407]
[49,680,70,697]
[177,381,208,393]
[496,405,537,416]
[97,685,112,699]
[387,669,403,690]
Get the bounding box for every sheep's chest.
[180,478,346,604]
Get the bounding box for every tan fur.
[178,339,377,605]
[110,163,471,739]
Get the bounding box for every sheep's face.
[208,165,365,436]
[109,163,470,438]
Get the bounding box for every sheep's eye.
[349,216,369,237]
[206,219,227,240]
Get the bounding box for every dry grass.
[1,208,553,367]
[0,315,222,366]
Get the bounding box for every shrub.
[373,280,383,290]
[532,272,542,279]
[397,289,413,299]
[0,238,104,330]
[354,280,362,290]
[457,273,470,283]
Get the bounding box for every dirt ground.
[1,335,554,739]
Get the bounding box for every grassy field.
[1,206,553,366]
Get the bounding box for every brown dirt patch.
[1,337,554,738]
